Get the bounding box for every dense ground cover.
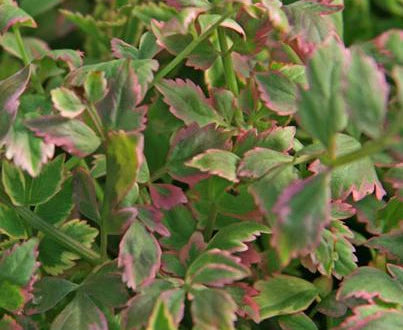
[0,0,402,329]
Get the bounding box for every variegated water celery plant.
[0,0,402,329]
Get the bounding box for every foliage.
[0,0,402,329]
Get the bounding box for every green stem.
[88,103,106,141]
[0,190,102,264]
[151,13,232,87]
[13,25,44,94]
[217,27,244,127]
[99,194,110,261]
[217,27,239,95]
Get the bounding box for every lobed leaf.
[272,173,331,266]
[149,183,188,210]
[0,66,31,140]
[26,115,101,157]
[118,220,161,290]
[253,275,319,321]
[186,149,240,182]
[0,0,36,33]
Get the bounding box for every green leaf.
[278,313,318,330]
[0,0,36,33]
[146,299,176,330]
[84,71,107,104]
[51,87,85,119]
[157,79,223,127]
[0,280,24,312]
[284,1,342,58]
[249,165,299,217]
[310,134,385,201]
[272,173,331,266]
[39,219,98,275]
[191,288,237,330]
[186,249,250,287]
[51,293,107,330]
[344,48,389,139]
[20,0,62,17]
[104,131,143,209]
[29,277,78,314]
[338,304,403,330]
[186,149,240,182]
[161,205,197,249]
[0,239,38,312]
[167,123,232,185]
[297,37,347,148]
[256,71,298,115]
[26,115,101,157]
[366,232,403,263]
[1,95,54,176]
[35,176,74,225]
[79,261,129,308]
[0,66,31,140]
[206,221,270,252]
[338,266,403,305]
[0,203,26,238]
[254,275,319,320]
[238,147,292,179]
[96,61,147,131]
[118,220,161,290]
[2,154,64,206]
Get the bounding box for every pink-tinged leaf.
[238,147,292,179]
[104,131,143,209]
[185,249,250,287]
[227,282,260,322]
[0,33,49,61]
[51,293,108,330]
[96,60,147,131]
[272,173,331,266]
[388,264,403,285]
[26,115,101,157]
[1,111,54,177]
[167,123,232,186]
[337,304,403,330]
[191,288,237,330]
[47,49,84,70]
[309,134,386,201]
[283,1,342,59]
[73,167,101,224]
[84,71,107,104]
[256,71,298,115]
[106,207,137,235]
[179,231,206,266]
[51,87,85,119]
[137,205,169,237]
[0,314,23,330]
[118,220,161,290]
[366,231,403,263]
[149,184,188,210]
[157,79,223,127]
[198,14,245,37]
[337,266,403,305]
[316,291,347,318]
[331,200,356,220]
[0,66,31,140]
[206,221,270,252]
[0,239,39,312]
[0,0,36,33]
[186,149,240,182]
[253,275,319,321]
[344,48,389,139]
[159,288,186,326]
[249,165,299,217]
[393,65,403,109]
[373,29,403,68]
[297,37,348,149]
[111,38,139,59]
[257,126,296,153]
